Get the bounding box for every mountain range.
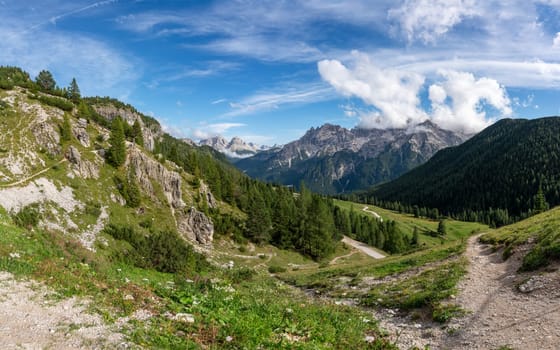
[234,121,469,194]
[198,135,271,159]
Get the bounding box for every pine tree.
[67,78,81,103]
[534,184,548,213]
[131,120,144,147]
[36,70,56,92]
[107,117,127,167]
[60,113,72,142]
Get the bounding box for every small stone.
[225,336,233,342]
[124,294,134,301]
[364,335,375,343]
[175,313,195,323]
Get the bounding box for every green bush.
[29,94,74,111]
[104,224,208,274]
[12,205,41,229]
[268,265,287,273]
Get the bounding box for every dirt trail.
[341,236,386,259]
[440,234,560,349]
[0,158,66,188]
[375,234,560,349]
[362,206,383,222]
[0,271,128,349]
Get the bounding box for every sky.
[1,0,560,145]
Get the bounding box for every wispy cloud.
[192,123,246,139]
[221,83,335,118]
[0,0,136,97]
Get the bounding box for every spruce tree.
[411,227,419,246]
[107,117,126,167]
[534,184,548,213]
[67,78,81,103]
[60,113,72,142]
[131,120,144,147]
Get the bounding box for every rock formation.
[178,207,214,245]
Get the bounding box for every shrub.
[104,224,208,274]
[29,94,74,111]
[12,205,41,229]
[268,265,287,273]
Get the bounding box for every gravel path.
[341,236,386,259]
[375,234,560,349]
[0,272,129,349]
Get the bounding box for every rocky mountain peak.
[199,135,269,159]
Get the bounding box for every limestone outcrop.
[126,146,184,209]
[178,207,214,245]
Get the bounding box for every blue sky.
[1,0,560,145]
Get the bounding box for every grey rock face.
[126,147,185,209]
[65,146,99,179]
[199,135,269,158]
[72,118,90,147]
[178,207,214,245]
[92,104,162,152]
[32,121,61,156]
[236,120,470,194]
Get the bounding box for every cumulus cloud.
[319,52,511,133]
[318,51,427,129]
[388,0,479,43]
[429,70,511,133]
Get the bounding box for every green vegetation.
[367,118,560,227]
[362,259,465,310]
[67,78,81,103]
[29,93,74,111]
[481,206,560,271]
[0,215,394,349]
[35,70,56,92]
[60,113,73,142]
[107,117,127,167]
[11,205,41,229]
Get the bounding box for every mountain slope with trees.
[369,117,560,226]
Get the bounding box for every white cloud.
[429,70,511,133]
[319,52,512,133]
[318,51,427,129]
[222,83,335,118]
[554,32,560,48]
[388,0,479,43]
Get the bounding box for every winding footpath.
[362,206,383,221]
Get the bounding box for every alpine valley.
[2,41,560,350]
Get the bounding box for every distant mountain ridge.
[235,120,469,194]
[198,135,270,159]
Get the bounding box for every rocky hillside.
[199,135,270,159]
[236,121,468,194]
[0,86,218,252]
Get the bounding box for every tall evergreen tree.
[131,119,144,147]
[107,117,127,167]
[67,78,81,103]
[534,184,548,213]
[60,113,72,142]
[35,70,56,92]
[246,187,272,244]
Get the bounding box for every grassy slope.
[481,206,560,271]
[281,200,491,322]
[334,199,488,247]
[0,213,396,349]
